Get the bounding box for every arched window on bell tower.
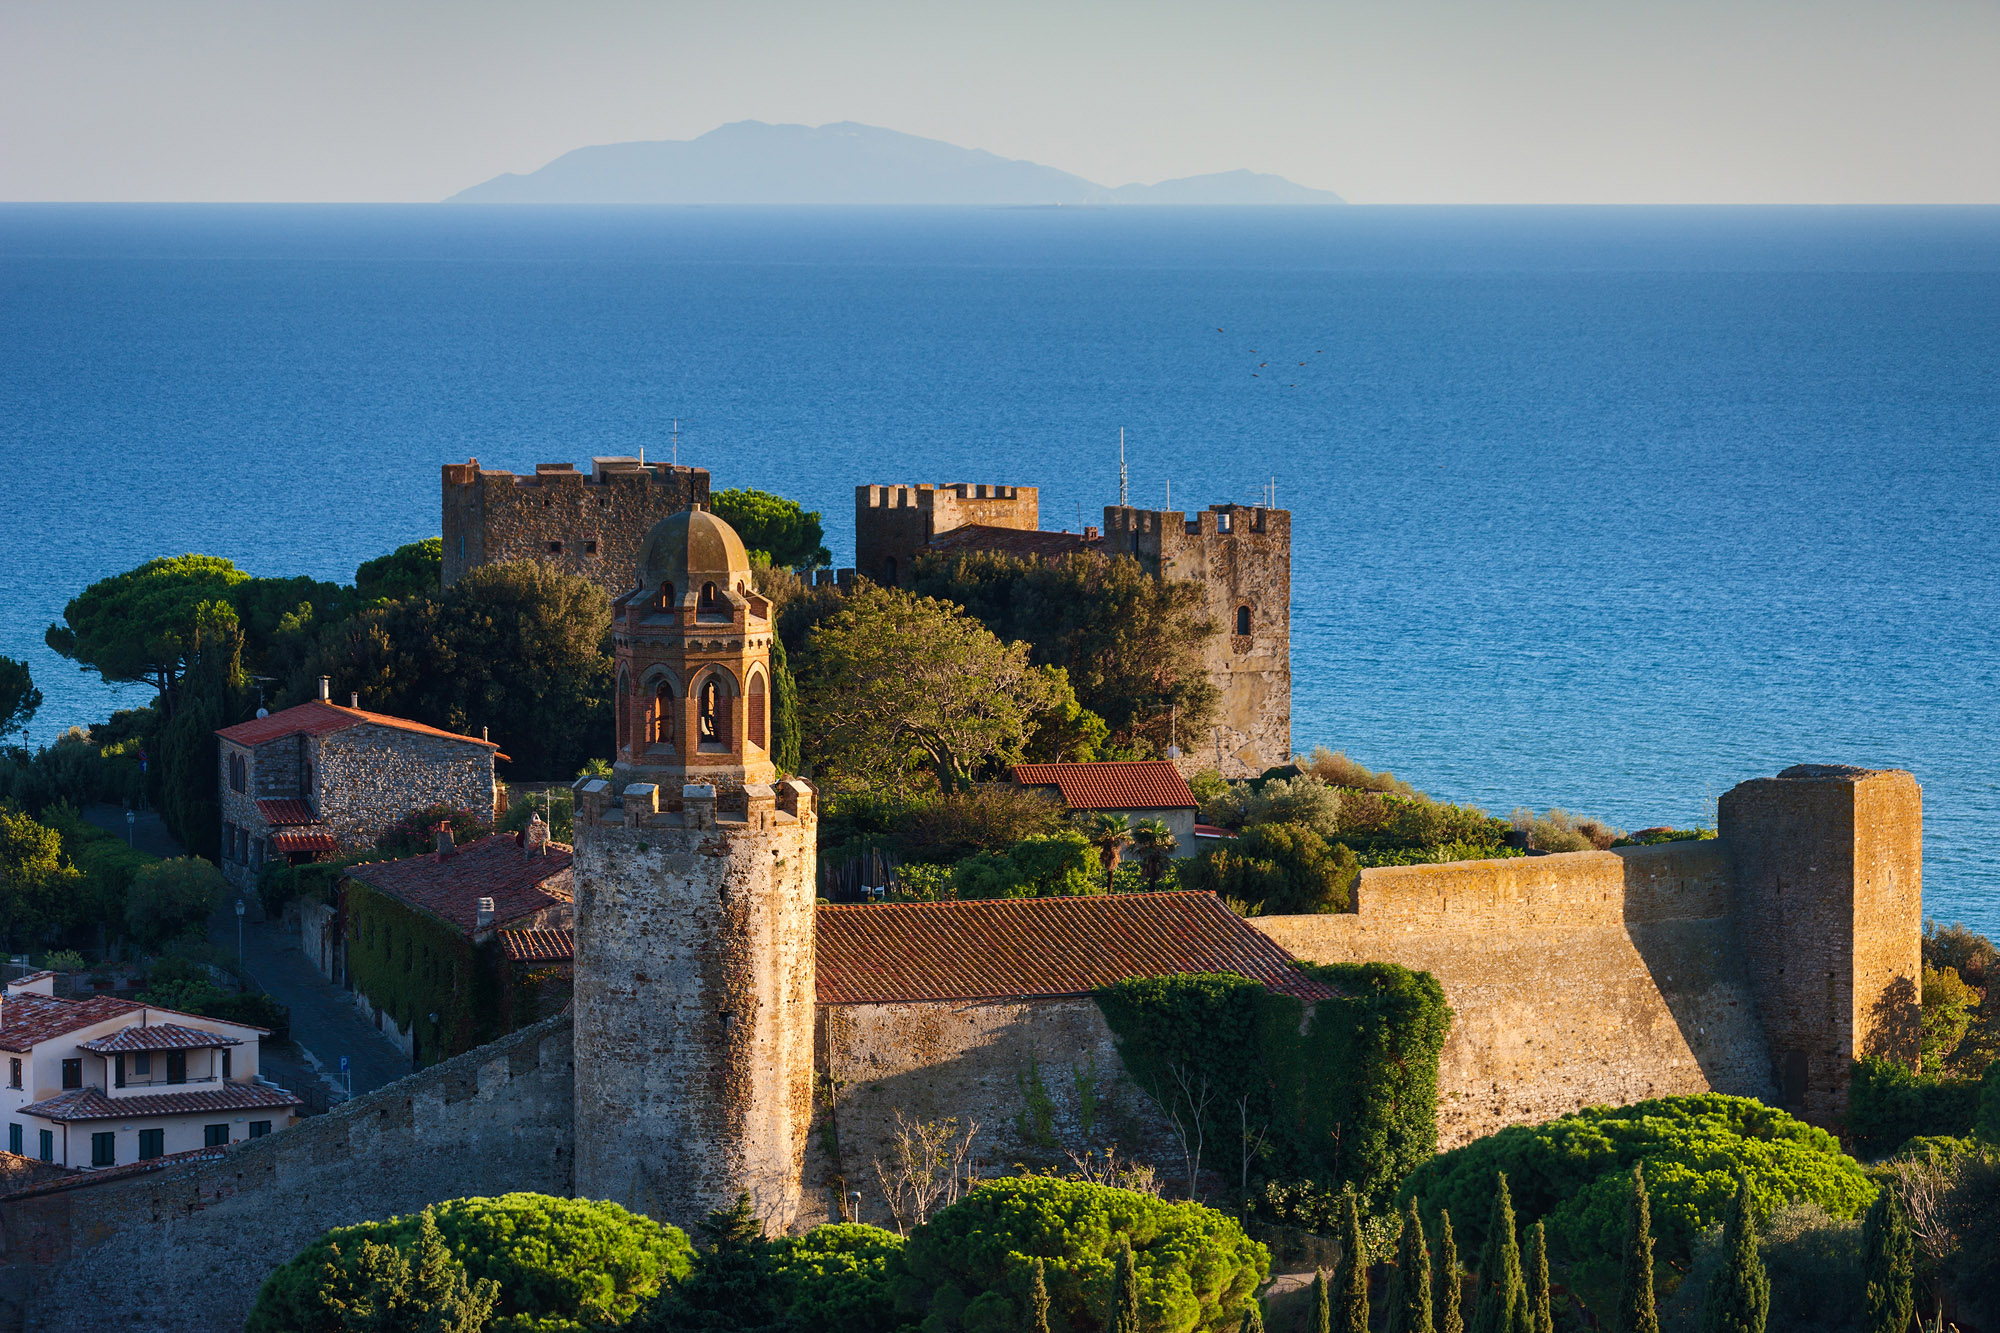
[651,680,676,750]
[747,670,767,751]
[616,670,630,752]
[696,672,733,752]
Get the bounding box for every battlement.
[1101,503,1288,541]
[443,457,710,491]
[856,482,1032,510]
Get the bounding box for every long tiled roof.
[77,1023,242,1053]
[255,798,317,826]
[815,891,1334,1004]
[19,1082,302,1122]
[929,525,1100,559]
[1,1145,229,1199]
[345,835,573,935]
[0,995,140,1053]
[216,699,502,751]
[499,927,575,963]
[1012,760,1197,812]
[272,830,341,853]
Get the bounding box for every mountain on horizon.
[447,121,1344,206]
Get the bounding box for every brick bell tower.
[610,508,779,796]
[572,507,817,1233]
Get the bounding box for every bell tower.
[610,508,778,797]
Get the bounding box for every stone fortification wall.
[314,724,497,844]
[1250,843,1778,1147]
[442,458,710,597]
[1103,504,1291,777]
[3,1015,574,1333]
[806,997,1185,1229]
[853,483,1039,586]
[570,780,817,1235]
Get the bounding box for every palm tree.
[1085,812,1134,892]
[1131,818,1179,887]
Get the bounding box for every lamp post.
[125,809,136,847]
[234,898,245,967]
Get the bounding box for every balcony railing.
[111,1074,222,1092]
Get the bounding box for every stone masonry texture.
[442,458,710,598]
[853,484,1039,587]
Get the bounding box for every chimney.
[475,897,495,931]
[318,676,331,702]
[482,726,489,743]
[524,812,549,856]
[349,692,359,709]
[434,822,456,861]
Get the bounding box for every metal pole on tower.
[1119,429,1128,508]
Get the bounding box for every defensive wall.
[0,1015,574,1333]
[853,483,1039,587]
[442,457,710,598]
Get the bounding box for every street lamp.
[125,809,136,847]
[235,898,246,967]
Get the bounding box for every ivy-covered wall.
[343,879,504,1065]
[1094,963,1451,1214]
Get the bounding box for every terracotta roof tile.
[1012,761,1197,812]
[499,927,575,963]
[271,830,341,853]
[216,699,501,751]
[1193,823,1237,839]
[77,1023,242,1053]
[19,1082,302,1122]
[815,891,1333,1004]
[1,1145,237,1200]
[929,525,1101,560]
[345,835,573,935]
[255,799,317,826]
[0,995,141,1053]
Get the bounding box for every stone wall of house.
[853,483,1039,586]
[804,996,1187,1229]
[313,724,496,845]
[442,458,710,597]
[2,1014,574,1333]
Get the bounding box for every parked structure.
[1011,759,1200,855]
[214,684,505,895]
[0,974,299,1172]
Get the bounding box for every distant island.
[446,120,1345,205]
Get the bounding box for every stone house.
[1011,760,1200,856]
[213,682,505,896]
[0,973,300,1172]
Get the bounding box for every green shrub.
[375,804,493,859]
[124,856,224,947]
[768,1223,906,1332]
[1846,1056,1984,1158]
[1921,964,1982,1073]
[1611,828,1716,848]
[1397,1095,1875,1277]
[952,829,1097,898]
[895,1177,1268,1333]
[246,1192,692,1333]
[1178,823,1356,915]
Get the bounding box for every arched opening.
[747,670,767,750]
[697,672,733,752]
[699,581,720,612]
[655,583,674,614]
[651,680,676,749]
[229,753,247,793]
[615,671,630,751]
[883,556,898,587]
[1235,605,1252,636]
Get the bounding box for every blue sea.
[2,204,1996,935]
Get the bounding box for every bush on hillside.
[1178,822,1356,915]
[951,829,1097,899]
[246,1193,692,1333]
[1846,1055,1984,1158]
[1295,746,1417,795]
[1396,1095,1875,1276]
[1508,807,1623,853]
[123,856,224,948]
[767,1223,907,1332]
[894,1177,1268,1333]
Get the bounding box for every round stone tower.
[572,508,816,1233]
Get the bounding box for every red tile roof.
[19,1081,302,1122]
[255,799,317,826]
[1193,823,1238,839]
[499,927,575,963]
[216,699,501,751]
[929,525,1101,560]
[1,1145,235,1200]
[1012,761,1197,812]
[815,891,1334,1004]
[77,1023,242,1053]
[345,835,573,935]
[271,830,341,853]
[0,995,141,1053]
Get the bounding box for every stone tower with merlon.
[1719,765,1922,1126]
[571,508,815,1233]
[853,483,1039,586]
[1103,503,1292,776]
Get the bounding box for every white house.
[0,973,301,1171]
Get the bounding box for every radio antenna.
[673,418,680,469]
[1118,428,1128,508]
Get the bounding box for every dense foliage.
[1098,963,1451,1215]
[123,856,226,948]
[247,1193,692,1333]
[1396,1097,1876,1277]
[950,829,1099,898]
[0,805,81,950]
[1177,823,1357,915]
[712,489,831,570]
[0,656,41,741]
[354,537,443,603]
[1845,1056,1984,1158]
[895,1177,1268,1333]
[1198,773,1517,871]
[344,878,501,1064]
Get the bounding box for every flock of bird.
[1217,328,1324,386]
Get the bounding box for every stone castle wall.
[2,1015,574,1333]
[853,483,1039,586]
[442,458,710,598]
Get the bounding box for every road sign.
[339,1056,349,1072]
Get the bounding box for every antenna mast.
[673,418,680,469]
[1118,428,1128,508]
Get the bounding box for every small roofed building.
[337,820,573,1065]
[0,972,300,1171]
[812,890,1334,1209]
[214,681,507,896]
[1011,760,1201,856]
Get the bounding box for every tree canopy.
[712,489,831,570]
[1180,823,1357,916]
[0,806,80,951]
[355,537,444,603]
[45,554,249,697]
[0,657,41,742]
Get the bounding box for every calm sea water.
[2,204,1996,934]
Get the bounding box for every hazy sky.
[4,0,1997,204]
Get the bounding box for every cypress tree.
[1313,1267,1333,1333]
[1526,1221,1554,1333]
[1109,1238,1142,1333]
[1336,1190,1370,1333]
[1861,1186,1914,1333]
[1700,1171,1769,1333]
[769,633,803,775]
[1029,1256,1051,1333]
[1619,1166,1660,1333]
[1473,1172,1531,1333]
[1387,1196,1435,1333]
[1436,1209,1465,1333]
[1240,1301,1267,1333]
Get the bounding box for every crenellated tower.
[573,508,816,1233]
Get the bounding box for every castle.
[855,483,1293,775]
[0,506,1924,1331]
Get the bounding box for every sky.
[3,0,1998,204]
